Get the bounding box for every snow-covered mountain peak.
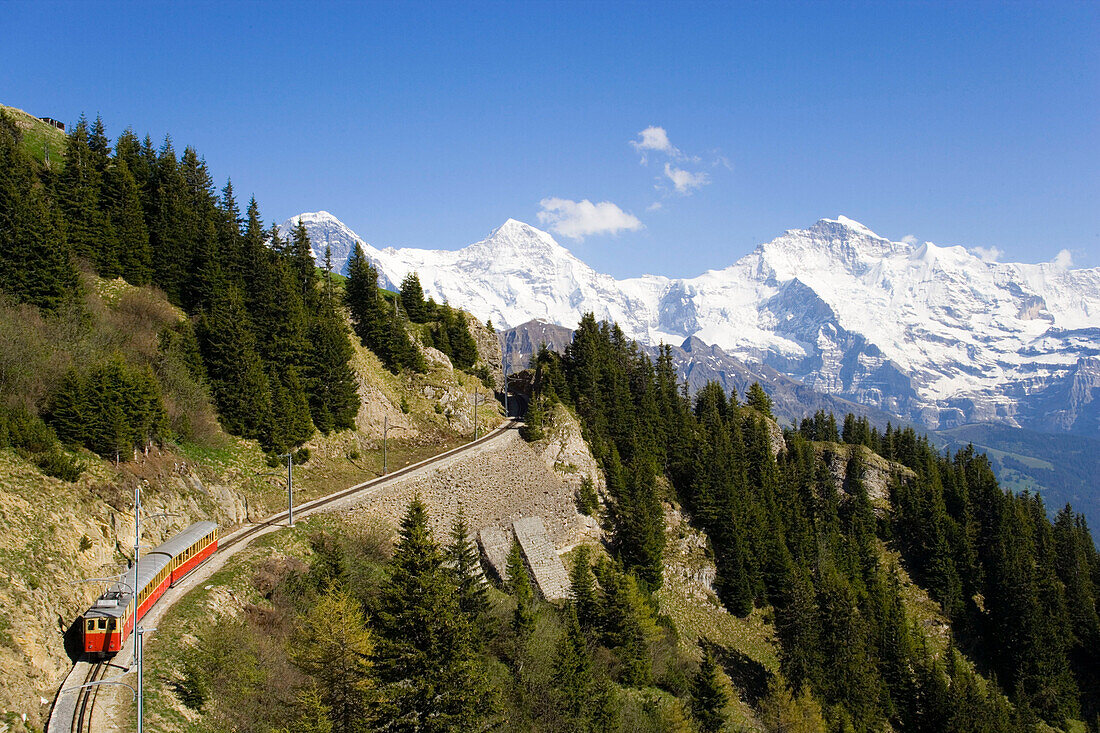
[286,210,1100,436]
[474,218,571,260]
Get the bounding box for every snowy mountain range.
[283,211,1100,437]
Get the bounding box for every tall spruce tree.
[399,271,428,322]
[372,497,493,732]
[194,287,273,441]
[507,539,536,636]
[690,649,729,733]
[552,606,594,730]
[0,114,78,310]
[447,508,490,623]
[304,296,360,433]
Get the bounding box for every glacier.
[285,211,1100,436]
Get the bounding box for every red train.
[83,521,218,655]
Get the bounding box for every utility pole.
[473,389,479,441]
[502,359,510,417]
[132,485,142,731]
[279,453,294,527]
[133,485,150,733]
[136,624,156,733]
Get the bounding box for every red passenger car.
[83,521,218,655]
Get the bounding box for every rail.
[47,419,518,732]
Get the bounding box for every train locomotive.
[83,521,218,655]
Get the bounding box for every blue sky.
[2,1,1097,277]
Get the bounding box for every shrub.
[0,404,58,453]
[293,447,310,464]
[36,449,83,482]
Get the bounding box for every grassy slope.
[1,103,68,168]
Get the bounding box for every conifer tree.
[690,649,729,733]
[56,116,110,267]
[373,497,493,732]
[290,586,374,733]
[194,287,273,440]
[447,508,490,622]
[279,686,334,733]
[105,157,152,285]
[304,298,360,433]
[0,115,78,310]
[268,365,314,451]
[148,137,191,304]
[746,381,773,418]
[590,677,622,733]
[552,606,593,730]
[400,271,428,322]
[507,539,535,636]
[289,218,319,310]
[593,559,656,686]
[345,244,423,373]
[444,308,478,368]
[569,545,599,630]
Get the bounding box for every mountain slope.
[288,212,1100,438]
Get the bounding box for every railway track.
[70,661,106,733]
[49,418,517,733]
[219,419,518,553]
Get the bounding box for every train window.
[107,619,116,630]
[97,619,106,630]
[86,619,95,632]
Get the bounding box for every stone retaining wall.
[339,430,599,552]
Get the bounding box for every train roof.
[85,521,217,619]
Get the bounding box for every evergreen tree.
[373,497,493,732]
[345,244,423,373]
[148,136,192,304]
[268,365,314,451]
[569,545,599,630]
[444,308,478,369]
[507,539,535,636]
[746,381,773,418]
[289,217,320,310]
[552,606,593,731]
[304,298,360,433]
[194,287,273,441]
[400,271,429,322]
[593,559,656,686]
[0,113,79,311]
[104,157,152,285]
[56,115,111,269]
[447,508,490,622]
[590,676,622,733]
[690,649,729,733]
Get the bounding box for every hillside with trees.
[0,106,504,731]
[138,314,1099,733]
[519,314,1100,732]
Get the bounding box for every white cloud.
[971,245,1004,263]
[1053,248,1074,269]
[901,234,919,246]
[663,163,710,194]
[646,201,663,212]
[537,198,643,240]
[631,126,677,158]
